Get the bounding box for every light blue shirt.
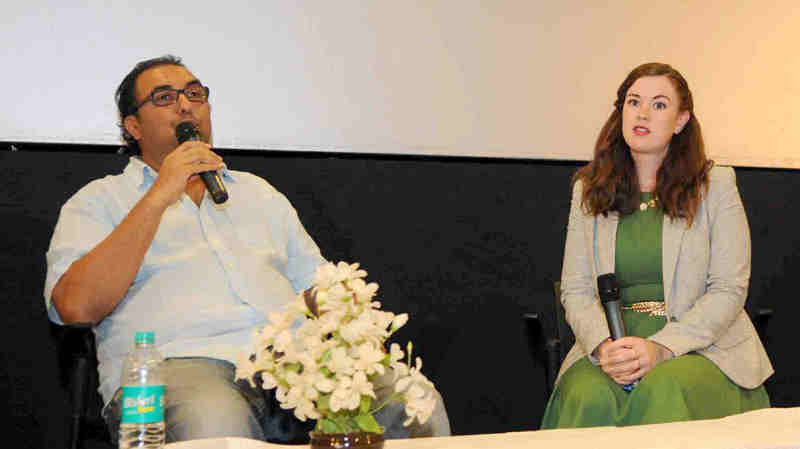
[45,157,326,404]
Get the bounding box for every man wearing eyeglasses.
[45,54,450,445]
[46,55,323,444]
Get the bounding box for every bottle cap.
[135,331,155,344]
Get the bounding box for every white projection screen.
[2,1,799,168]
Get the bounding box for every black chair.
[523,280,572,397]
[524,280,773,396]
[51,322,113,449]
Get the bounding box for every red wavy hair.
[575,62,713,226]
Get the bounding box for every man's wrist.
[141,187,174,213]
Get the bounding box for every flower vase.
[309,432,384,449]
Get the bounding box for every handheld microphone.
[598,273,625,340]
[597,273,635,392]
[175,122,228,204]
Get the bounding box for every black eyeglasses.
[132,83,210,113]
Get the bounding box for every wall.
[3,1,800,167]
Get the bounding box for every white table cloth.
[166,407,800,449]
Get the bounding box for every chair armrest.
[51,323,95,387]
[50,322,98,449]
[522,312,560,396]
[753,307,773,343]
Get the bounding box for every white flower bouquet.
[236,261,437,435]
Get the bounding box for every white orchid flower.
[317,309,344,335]
[371,310,395,333]
[315,288,330,306]
[351,370,376,398]
[348,278,379,303]
[339,313,372,344]
[329,376,361,412]
[296,351,317,373]
[389,343,404,364]
[354,342,386,376]
[280,370,325,421]
[252,351,276,373]
[297,318,320,338]
[334,261,366,283]
[313,263,338,290]
[403,384,436,426]
[327,346,356,376]
[258,371,278,390]
[234,352,259,388]
[275,385,289,403]
[294,397,321,421]
[272,329,294,354]
[314,373,336,393]
[391,313,409,332]
[395,357,432,393]
[328,283,349,302]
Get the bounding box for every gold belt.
[621,301,666,317]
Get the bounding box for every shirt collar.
[125,156,237,191]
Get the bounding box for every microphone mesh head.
[175,122,199,144]
[597,273,619,303]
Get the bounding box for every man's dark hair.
[115,55,186,154]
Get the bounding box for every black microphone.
[598,273,635,392]
[598,273,625,340]
[175,122,228,204]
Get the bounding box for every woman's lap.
[541,354,769,429]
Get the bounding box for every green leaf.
[317,394,331,412]
[359,396,371,414]
[331,415,356,433]
[354,414,383,433]
[320,418,342,434]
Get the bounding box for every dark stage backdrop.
[2,145,799,448]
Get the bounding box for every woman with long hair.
[541,63,773,428]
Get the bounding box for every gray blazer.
[557,165,773,389]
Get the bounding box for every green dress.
[540,193,769,429]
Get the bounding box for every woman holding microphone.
[541,62,773,428]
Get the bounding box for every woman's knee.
[638,355,713,394]
[558,366,618,413]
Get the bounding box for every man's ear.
[123,115,142,141]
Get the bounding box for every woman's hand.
[596,337,674,385]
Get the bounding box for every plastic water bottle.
[119,331,166,448]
